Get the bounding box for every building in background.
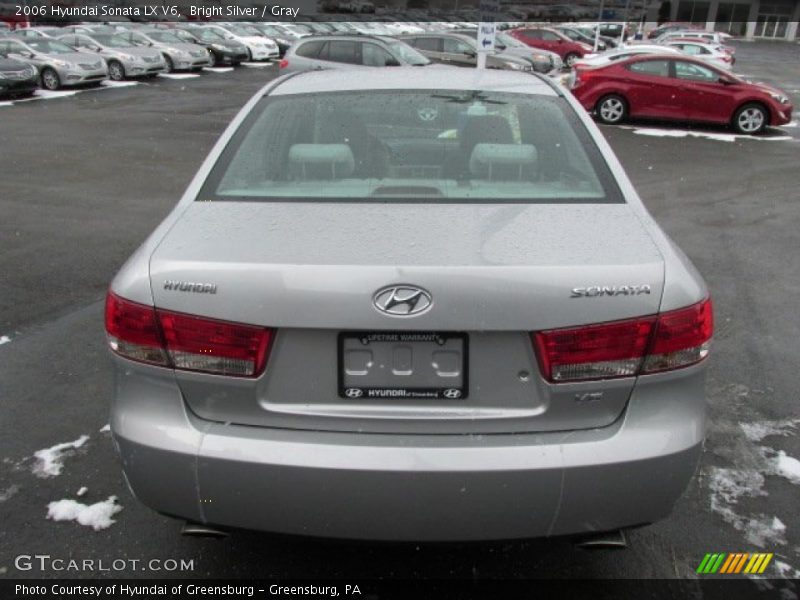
[650,0,799,40]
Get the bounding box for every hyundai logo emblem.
[344,388,363,398]
[443,388,462,399]
[373,285,432,317]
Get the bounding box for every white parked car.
[663,40,734,70]
[201,24,278,62]
[656,30,726,45]
[573,45,681,69]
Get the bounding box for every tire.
[107,60,125,81]
[163,54,174,73]
[595,94,628,125]
[40,67,60,91]
[564,52,580,68]
[732,102,768,135]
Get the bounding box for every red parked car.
[509,27,591,67]
[570,54,793,134]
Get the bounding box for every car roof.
[270,67,559,97]
[297,34,395,43]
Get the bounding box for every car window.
[295,40,325,58]
[413,37,442,52]
[201,90,620,204]
[442,38,473,54]
[521,30,542,39]
[26,39,74,54]
[321,41,359,64]
[540,31,561,41]
[629,60,670,77]
[674,60,719,82]
[362,43,394,66]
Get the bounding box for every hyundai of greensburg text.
[106,68,713,541]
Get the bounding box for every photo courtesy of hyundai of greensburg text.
[1,0,799,598]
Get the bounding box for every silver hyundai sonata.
[106,68,713,541]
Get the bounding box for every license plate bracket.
[338,331,468,400]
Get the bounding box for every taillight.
[105,292,273,378]
[641,299,713,374]
[105,293,169,367]
[158,311,272,377]
[533,298,713,383]
[278,58,288,69]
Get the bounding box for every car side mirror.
[719,75,735,85]
[464,50,476,58]
[496,43,506,51]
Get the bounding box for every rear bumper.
[112,361,706,541]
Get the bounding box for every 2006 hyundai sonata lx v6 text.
[105,68,713,541]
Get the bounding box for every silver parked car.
[281,35,431,73]
[106,68,713,541]
[0,37,107,90]
[56,33,166,80]
[118,29,210,72]
[398,33,534,72]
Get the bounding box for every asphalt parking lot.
[1,41,799,586]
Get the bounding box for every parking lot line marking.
[158,73,201,80]
[100,81,139,89]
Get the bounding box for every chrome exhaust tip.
[574,529,627,549]
[181,521,229,538]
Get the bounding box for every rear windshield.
[199,90,622,204]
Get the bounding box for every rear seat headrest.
[288,144,355,179]
[469,143,538,180]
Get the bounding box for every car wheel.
[733,103,767,135]
[163,55,174,73]
[564,52,580,68]
[108,60,125,81]
[596,94,628,125]
[40,67,60,91]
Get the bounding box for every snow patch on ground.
[0,101,13,108]
[741,418,800,442]
[46,496,122,530]
[76,486,88,497]
[775,452,800,484]
[203,67,234,73]
[627,126,794,143]
[0,485,20,502]
[0,335,11,345]
[158,73,200,80]
[704,384,799,548]
[776,561,800,579]
[99,424,110,433]
[32,435,90,478]
[241,62,271,68]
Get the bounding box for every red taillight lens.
[642,299,713,374]
[533,299,713,383]
[105,293,169,366]
[534,317,656,382]
[105,292,273,377]
[158,311,272,377]
[278,59,288,69]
